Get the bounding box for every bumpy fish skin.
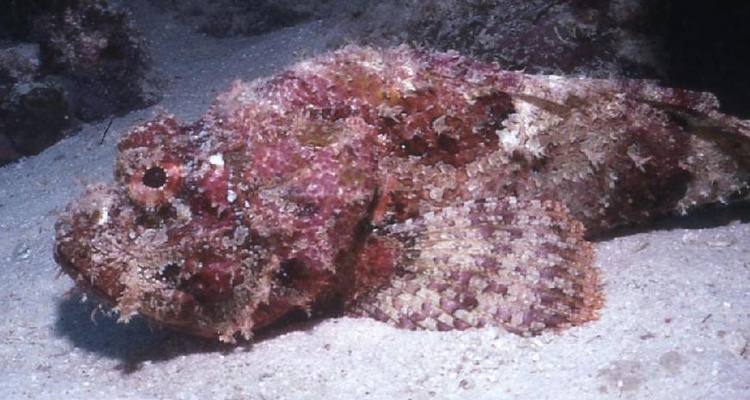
[54,45,750,342]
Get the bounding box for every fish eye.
[142,166,168,188]
[126,161,184,208]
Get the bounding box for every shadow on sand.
[54,293,243,372]
[54,291,324,372]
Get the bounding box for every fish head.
[54,110,380,342]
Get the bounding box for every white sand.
[1,1,747,398]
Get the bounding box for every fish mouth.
[54,236,219,338]
[53,231,122,307]
[53,240,76,275]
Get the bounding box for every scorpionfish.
[55,45,750,342]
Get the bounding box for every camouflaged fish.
[54,45,750,343]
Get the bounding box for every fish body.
[54,46,750,342]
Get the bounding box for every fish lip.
[53,241,82,281]
[53,240,119,305]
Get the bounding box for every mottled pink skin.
[55,46,750,342]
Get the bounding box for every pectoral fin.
[347,198,602,336]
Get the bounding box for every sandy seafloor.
[1,1,748,399]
